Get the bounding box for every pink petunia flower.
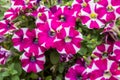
[80,0,105,29]
[12,28,29,52]
[112,41,120,62]
[4,7,20,21]
[38,19,58,49]
[26,5,49,18]
[65,58,86,80]
[50,6,76,27]
[54,26,83,54]
[92,44,113,58]
[96,0,120,22]
[23,29,45,55]
[11,0,38,10]
[0,20,15,35]
[20,52,45,73]
[0,46,11,65]
[84,58,120,80]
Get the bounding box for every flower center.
[90,12,97,19]
[59,15,66,22]
[82,2,87,7]
[107,5,114,12]
[102,52,108,58]
[33,38,38,44]
[30,56,36,62]
[104,71,112,79]
[49,30,56,37]
[38,12,42,17]
[7,23,11,29]
[65,36,72,43]
[77,75,82,80]
[25,0,30,4]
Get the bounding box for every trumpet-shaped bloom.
[20,52,45,73]
[51,6,76,27]
[84,58,120,80]
[38,20,58,49]
[54,26,83,54]
[4,7,20,21]
[12,28,29,52]
[80,1,105,29]
[92,44,113,58]
[0,20,15,35]
[65,58,86,80]
[96,0,120,22]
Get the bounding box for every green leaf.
[45,76,52,80]
[78,47,87,56]
[58,63,65,73]
[1,71,9,77]
[10,70,18,75]
[50,51,59,64]
[14,63,22,76]
[11,75,20,80]
[30,73,39,79]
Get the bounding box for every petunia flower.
[112,41,120,62]
[50,6,76,27]
[84,58,120,80]
[20,52,45,73]
[11,0,38,10]
[65,58,86,80]
[0,46,11,65]
[80,0,105,29]
[92,44,113,59]
[4,7,20,21]
[96,0,120,22]
[38,19,58,49]
[54,26,83,54]
[23,29,45,55]
[0,20,15,35]
[12,28,29,52]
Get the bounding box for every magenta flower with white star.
[12,28,29,52]
[23,29,45,55]
[112,41,120,62]
[11,0,38,10]
[96,0,120,22]
[38,20,58,49]
[51,6,76,27]
[0,46,11,65]
[84,58,120,80]
[92,44,113,58]
[80,1,105,29]
[4,7,20,21]
[65,58,86,80]
[20,52,45,73]
[54,26,83,54]
[0,20,15,35]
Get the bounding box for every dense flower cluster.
[0,0,120,79]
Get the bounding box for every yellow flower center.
[38,13,42,17]
[82,2,87,7]
[25,0,30,4]
[107,5,114,11]
[65,36,72,43]
[104,71,112,79]
[90,13,97,19]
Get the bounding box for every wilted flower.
[0,46,11,65]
